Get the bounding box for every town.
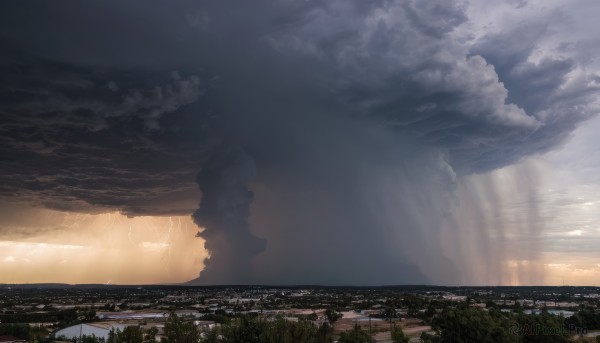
[1,285,600,342]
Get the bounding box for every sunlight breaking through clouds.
[0,209,206,284]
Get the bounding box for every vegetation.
[162,314,200,343]
[3,286,600,343]
[201,315,333,343]
[391,326,409,343]
[0,309,81,327]
[107,326,145,343]
[0,323,49,342]
[337,325,373,343]
[566,306,600,330]
[429,305,571,343]
[431,306,518,342]
[324,308,342,326]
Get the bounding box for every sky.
[1,0,599,286]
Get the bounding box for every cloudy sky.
[1,0,599,285]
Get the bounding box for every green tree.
[204,315,332,343]
[108,328,122,343]
[81,334,105,343]
[316,323,334,343]
[513,301,524,315]
[120,326,143,343]
[420,331,440,343]
[0,323,32,340]
[219,315,264,343]
[514,312,570,343]
[144,327,158,343]
[383,307,398,322]
[338,326,373,343]
[391,327,409,343]
[162,313,199,343]
[566,306,600,330]
[259,316,320,343]
[199,329,219,343]
[81,310,98,322]
[432,307,519,343]
[324,308,342,326]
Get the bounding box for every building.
[54,323,131,341]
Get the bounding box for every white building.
[54,323,131,341]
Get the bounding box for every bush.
[337,326,373,343]
[391,327,409,343]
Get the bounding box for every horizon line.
[1,283,598,288]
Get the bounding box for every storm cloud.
[0,0,598,285]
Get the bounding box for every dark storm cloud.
[0,0,598,284]
[192,148,267,284]
[469,19,600,171]
[0,42,217,215]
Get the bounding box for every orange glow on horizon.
[0,210,207,285]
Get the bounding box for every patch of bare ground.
[335,318,431,342]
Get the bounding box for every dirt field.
[334,317,432,342]
[334,317,393,333]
